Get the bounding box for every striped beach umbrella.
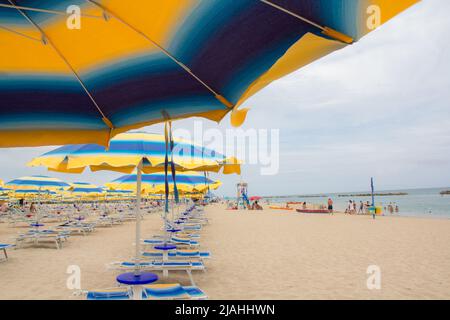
[28,132,241,175]
[0,0,419,148]
[105,172,221,194]
[68,182,104,194]
[0,186,12,194]
[6,175,70,191]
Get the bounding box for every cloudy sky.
[1,0,449,197]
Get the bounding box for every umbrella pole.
[135,160,143,275]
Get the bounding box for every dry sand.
[1,204,450,299]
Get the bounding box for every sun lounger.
[142,250,211,261]
[0,244,14,261]
[143,283,207,300]
[15,230,69,249]
[108,260,205,285]
[84,283,206,300]
[142,236,199,248]
[86,287,132,300]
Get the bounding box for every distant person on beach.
[0,201,8,212]
[29,202,37,215]
[358,201,364,214]
[19,198,24,208]
[302,202,307,210]
[395,204,399,213]
[388,203,394,214]
[327,198,333,213]
[252,201,263,210]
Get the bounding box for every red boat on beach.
[296,209,331,214]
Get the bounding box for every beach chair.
[55,221,95,236]
[142,249,211,261]
[85,287,132,300]
[142,236,199,249]
[108,261,204,286]
[0,244,14,261]
[143,283,207,300]
[15,230,69,249]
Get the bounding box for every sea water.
[264,187,450,218]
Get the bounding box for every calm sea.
[263,187,450,218]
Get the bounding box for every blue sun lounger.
[143,283,207,300]
[142,250,211,260]
[85,284,206,300]
[0,244,14,261]
[109,260,205,285]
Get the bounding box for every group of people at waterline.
[345,200,399,215]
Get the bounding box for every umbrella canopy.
[68,182,104,194]
[105,171,221,194]
[13,188,57,199]
[0,179,3,186]
[28,132,240,175]
[250,196,262,201]
[6,175,70,191]
[0,186,12,194]
[0,0,419,147]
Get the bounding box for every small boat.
[296,209,330,214]
[269,206,294,211]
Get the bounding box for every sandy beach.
[1,204,450,300]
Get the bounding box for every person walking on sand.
[358,201,364,214]
[347,200,352,214]
[327,198,334,214]
[395,203,399,213]
[352,200,357,214]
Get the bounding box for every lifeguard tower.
[236,182,249,209]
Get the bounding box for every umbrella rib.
[0,24,43,42]
[0,3,104,19]
[86,0,235,110]
[259,0,354,44]
[7,0,115,130]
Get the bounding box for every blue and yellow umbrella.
[0,0,419,147]
[6,175,70,191]
[68,182,104,194]
[28,132,241,175]
[105,171,221,194]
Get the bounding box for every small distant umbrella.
[105,172,220,195]
[6,175,70,191]
[250,196,262,201]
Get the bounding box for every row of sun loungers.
[86,283,207,300]
[84,203,211,300]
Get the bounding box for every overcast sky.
[1,0,449,197]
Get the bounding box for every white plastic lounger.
[142,237,199,248]
[15,230,69,249]
[142,250,211,260]
[108,261,205,285]
[0,244,14,261]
